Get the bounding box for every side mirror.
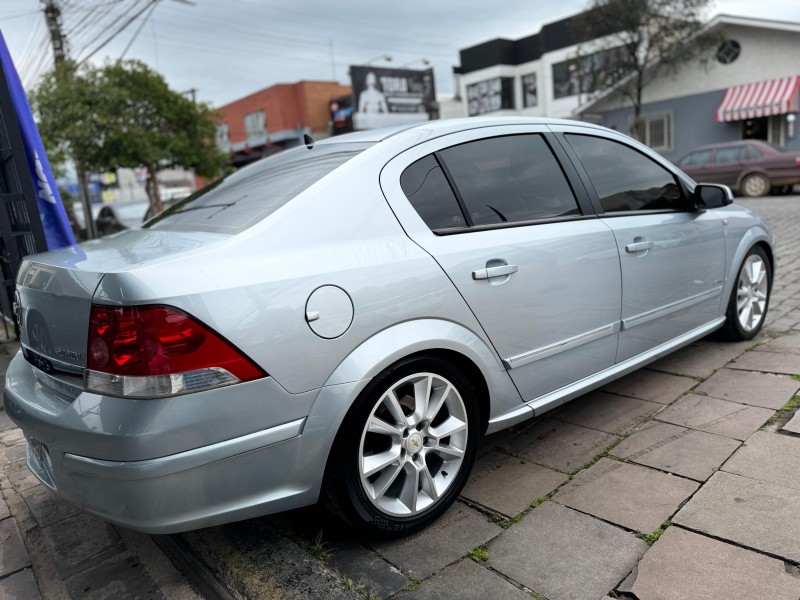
[693,183,734,209]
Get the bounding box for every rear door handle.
[472,265,518,280]
[625,241,654,253]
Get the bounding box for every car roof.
[689,139,775,152]
[317,116,611,145]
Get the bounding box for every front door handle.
[472,264,519,280]
[625,241,654,253]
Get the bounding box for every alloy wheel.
[743,174,768,197]
[358,372,468,517]
[736,254,768,332]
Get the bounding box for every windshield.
[147,142,371,234]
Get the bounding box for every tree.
[577,0,719,138]
[33,60,227,217]
[32,61,104,235]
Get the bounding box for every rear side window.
[567,134,685,213]
[400,155,466,230]
[715,147,743,164]
[439,134,580,226]
[147,142,370,234]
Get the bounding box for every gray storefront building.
[579,15,800,162]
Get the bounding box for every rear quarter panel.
[94,151,521,419]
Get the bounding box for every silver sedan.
[4,117,773,537]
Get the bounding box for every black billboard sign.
[350,65,436,130]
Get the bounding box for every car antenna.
[304,133,314,149]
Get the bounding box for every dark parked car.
[677,140,800,197]
[95,200,150,236]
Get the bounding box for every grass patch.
[299,530,331,561]
[569,435,628,476]
[635,520,670,545]
[762,395,800,430]
[532,593,547,600]
[403,577,422,592]
[791,374,800,381]
[488,495,550,529]
[781,395,800,412]
[468,544,489,563]
[343,578,381,600]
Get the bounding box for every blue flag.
[0,31,76,250]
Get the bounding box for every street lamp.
[400,58,431,68]
[364,54,393,65]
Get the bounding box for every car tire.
[718,245,771,341]
[741,173,770,197]
[324,355,479,537]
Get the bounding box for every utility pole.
[41,0,97,240]
[42,0,67,65]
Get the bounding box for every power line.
[76,0,158,65]
[120,0,160,59]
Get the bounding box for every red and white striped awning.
[715,76,800,122]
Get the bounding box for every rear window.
[147,142,370,234]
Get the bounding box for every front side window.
[567,134,685,213]
[439,135,580,226]
[715,147,743,164]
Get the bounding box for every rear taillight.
[795,157,800,167]
[85,304,265,398]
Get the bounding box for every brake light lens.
[85,304,265,398]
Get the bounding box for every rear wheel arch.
[319,346,491,487]
[321,351,483,536]
[753,241,774,291]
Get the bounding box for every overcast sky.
[2,0,800,108]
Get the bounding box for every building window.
[244,110,267,146]
[216,123,230,152]
[552,48,624,100]
[521,73,538,108]
[642,113,672,153]
[466,77,515,116]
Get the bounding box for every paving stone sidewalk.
[0,334,203,600]
[5,196,800,599]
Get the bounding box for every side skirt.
[485,316,726,434]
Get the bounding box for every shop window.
[244,110,266,146]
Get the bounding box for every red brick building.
[215,80,352,167]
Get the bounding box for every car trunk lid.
[16,229,226,373]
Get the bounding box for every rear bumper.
[3,352,332,533]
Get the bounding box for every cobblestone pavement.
[4,196,800,599]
